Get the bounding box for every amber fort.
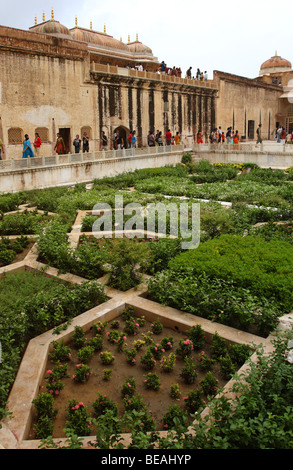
[1,9,293,161]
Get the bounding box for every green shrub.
[65,400,92,436]
[92,394,118,417]
[148,270,279,335]
[169,234,293,313]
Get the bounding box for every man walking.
[256,124,262,144]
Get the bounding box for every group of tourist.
[186,67,208,81]
[147,130,181,147]
[72,133,90,154]
[21,131,90,159]
[22,133,40,159]
[125,63,144,71]
[275,126,291,144]
[157,62,208,81]
[196,126,240,145]
[17,123,293,160]
[157,61,182,77]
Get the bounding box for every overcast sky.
[1,0,292,79]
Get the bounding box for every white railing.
[191,142,293,154]
[0,144,185,173]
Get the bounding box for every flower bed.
[0,236,33,267]
[30,306,252,439]
[0,210,54,236]
[0,270,107,420]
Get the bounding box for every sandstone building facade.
[0,12,291,159]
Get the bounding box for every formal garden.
[0,156,292,449]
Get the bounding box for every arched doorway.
[113,125,130,149]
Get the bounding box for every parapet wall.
[192,143,293,169]
[0,148,184,193]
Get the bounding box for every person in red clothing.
[233,130,239,149]
[197,130,203,144]
[33,132,42,157]
[166,129,172,145]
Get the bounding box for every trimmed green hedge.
[169,234,293,313]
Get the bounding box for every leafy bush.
[148,270,279,335]
[72,364,92,383]
[143,372,160,390]
[65,400,92,436]
[92,394,118,417]
[180,356,197,384]
[169,234,293,313]
[0,272,106,420]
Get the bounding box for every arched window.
[8,127,23,144]
[81,126,92,139]
[35,127,49,143]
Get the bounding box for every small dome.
[29,20,72,39]
[127,40,153,55]
[70,27,128,51]
[260,52,291,75]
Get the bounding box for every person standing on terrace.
[186,67,192,79]
[159,61,166,73]
[233,130,239,149]
[54,133,65,155]
[175,131,181,145]
[148,130,156,147]
[166,129,172,145]
[0,138,4,160]
[101,131,108,149]
[73,135,81,154]
[33,133,41,158]
[256,124,262,144]
[22,134,34,158]
[131,130,137,148]
[82,132,89,152]
[197,130,203,144]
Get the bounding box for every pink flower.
[55,390,59,396]
[72,375,76,379]
[46,370,53,375]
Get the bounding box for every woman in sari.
[22,134,34,158]
[175,132,181,145]
[54,133,65,155]
[197,130,203,144]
